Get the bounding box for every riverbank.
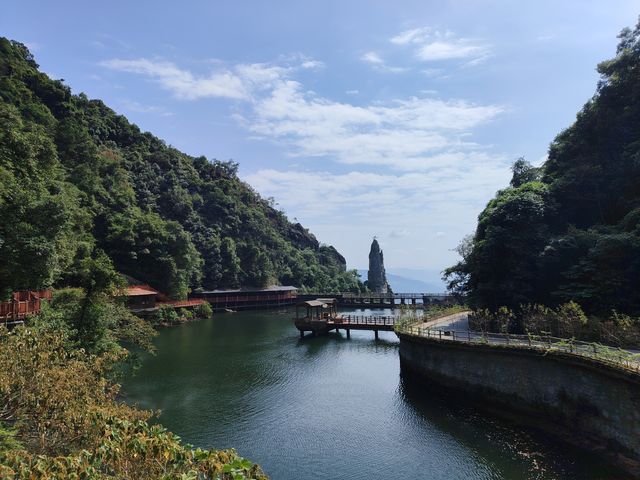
[122,307,622,479]
[398,328,640,477]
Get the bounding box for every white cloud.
[345,89,359,95]
[537,34,555,42]
[301,59,324,69]
[102,52,509,270]
[102,54,504,173]
[241,162,510,268]
[244,161,508,220]
[360,51,408,73]
[421,68,445,77]
[100,56,321,101]
[362,51,384,64]
[417,40,487,62]
[100,58,249,100]
[391,27,491,65]
[244,79,503,170]
[391,27,436,45]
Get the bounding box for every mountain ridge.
[0,38,364,298]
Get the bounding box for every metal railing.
[397,324,640,373]
[334,315,398,326]
[340,292,453,299]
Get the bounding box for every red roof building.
[122,285,159,311]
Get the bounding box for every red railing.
[202,293,296,304]
[0,290,51,322]
[158,299,206,308]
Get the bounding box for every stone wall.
[398,332,640,477]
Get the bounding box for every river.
[122,308,620,480]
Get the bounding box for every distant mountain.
[357,269,446,293]
[0,38,364,299]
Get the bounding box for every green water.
[122,308,621,479]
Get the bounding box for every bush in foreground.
[0,326,267,479]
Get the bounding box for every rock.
[367,238,390,293]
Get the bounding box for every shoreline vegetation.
[151,302,214,328]
[0,267,267,478]
[443,20,640,349]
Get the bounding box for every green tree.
[220,237,241,288]
[0,37,365,297]
[0,103,90,299]
[510,157,542,188]
[445,18,640,317]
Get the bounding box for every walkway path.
[419,311,470,330]
[405,311,640,373]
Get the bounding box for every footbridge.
[297,292,458,309]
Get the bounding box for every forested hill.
[445,20,640,316]
[0,38,364,299]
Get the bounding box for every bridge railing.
[337,314,398,326]
[397,325,640,374]
[340,292,453,299]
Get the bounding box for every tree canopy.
[0,38,365,299]
[445,18,640,316]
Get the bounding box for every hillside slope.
[0,38,364,298]
[445,20,640,316]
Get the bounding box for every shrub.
[155,304,179,325]
[195,301,213,318]
[0,326,267,479]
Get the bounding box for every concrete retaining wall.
[397,332,640,477]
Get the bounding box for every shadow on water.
[295,331,398,354]
[122,309,626,480]
[398,368,627,480]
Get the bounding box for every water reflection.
[122,308,621,480]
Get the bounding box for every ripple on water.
[122,309,624,480]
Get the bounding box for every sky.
[3,1,638,284]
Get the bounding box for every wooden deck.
[0,290,52,327]
[295,314,399,339]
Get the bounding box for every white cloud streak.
[242,162,510,268]
[100,58,249,100]
[245,79,503,170]
[361,51,384,64]
[101,53,509,268]
[360,51,408,73]
[391,27,491,65]
[102,55,504,171]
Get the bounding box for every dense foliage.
[0,38,364,300]
[0,256,265,478]
[445,20,640,318]
[0,326,266,479]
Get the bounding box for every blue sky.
[3,1,638,283]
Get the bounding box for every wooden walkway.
[296,314,399,339]
[295,311,470,340]
[298,292,459,309]
[330,314,397,339]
